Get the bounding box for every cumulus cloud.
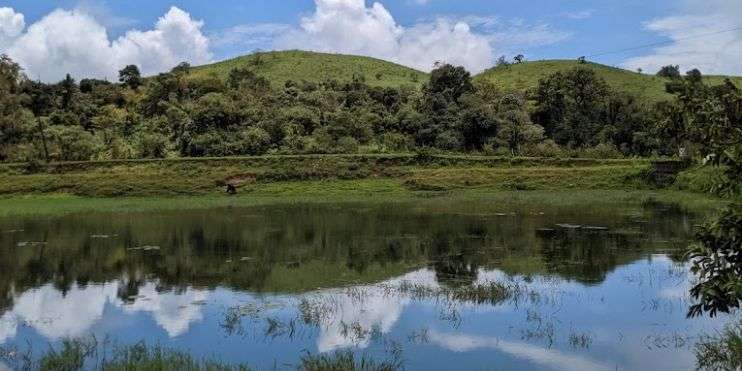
[272,0,569,73]
[0,7,24,47]
[276,0,498,73]
[1,6,211,82]
[623,0,742,75]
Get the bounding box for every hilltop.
[190,52,741,102]
[190,50,428,88]
[475,59,742,102]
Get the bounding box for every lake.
[0,199,735,370]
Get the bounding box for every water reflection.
[0,201,731,370]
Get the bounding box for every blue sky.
[1,0,739,81]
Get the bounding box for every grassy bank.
[0,154,650,197]
[0,154,732,216]
[0,187,729,217]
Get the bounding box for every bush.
[381,132,412,152]
[579,143,624,159]
[434,130,462,151]
[520,140,567,158]
[240,126,272,155]
[337,136,359,153]
[48,125,102,161]
[136,132,169,159]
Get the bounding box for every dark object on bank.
[226,184,237,195]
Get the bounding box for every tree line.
[2,54,738,162]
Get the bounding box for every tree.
[495,55,510,68]
[457,92,498,150]
[532,67,610,147]
[171,62,191,75]
[657,65,681,79]
[673,77,742,318]
[0,55,36,161]
[514,54,525,64]
[425,64,474,104]
[118,65,142,90]
[60,74,76,110]
[496,93,544,154]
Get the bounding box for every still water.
[0,200,735,370]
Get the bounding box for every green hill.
[191,52,741,101]
[190,50,428,88]
[475,59,742,102]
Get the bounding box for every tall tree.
[532,67,610,147]
[0,55,36,161]
[676,76,742,318]
[119,65,142,90]
[496,93,544,154]
[60,73,76,110]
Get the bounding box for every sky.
[0,0,740,82]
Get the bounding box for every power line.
[583,26,742,58]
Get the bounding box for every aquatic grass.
[2,338,253,371]
[299,350,402,371]
[390,280,523,306]
[694,320,742,371]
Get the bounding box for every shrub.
[136,132,169,159]
[579,143,624,159]
[48,125,102,161]
[240,126,272,155]
[337,136,359,153]
[520,140,567,158]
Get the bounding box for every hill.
[190,50,428,88]
[475,60,742,102]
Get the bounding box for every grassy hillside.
[192,52,742,101]
[190,50,428,88]
[475,60,742,102]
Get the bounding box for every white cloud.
[1,6,211,82]
[276,0,497,73]
[623,0,742,75]
[0,7,24,47]
[122,283,210,338]
[9,283,119,340]
[273,0,569,73]
[428,330,613,371]
[0,281,210,343]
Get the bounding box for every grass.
[393,280,520,306]
[0,189,729,218]
[475,59,742,102]
[190,52,742,100]
[0,154,733,217]
[300,350,401,371]
[0,154,653,198]
[1,338,401,371]
[694,320,742,371]
[190,50,428,88]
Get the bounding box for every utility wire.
[583,26,742,58]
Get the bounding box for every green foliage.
[694,320,742,371]
[670,69,742,319]
[687,206,742,317]
[1,52,740,163]
[299,350,401,371]
[119,64,143,90]
[495,93,543,153]
[657,65,681,79]
[477,59,742,103]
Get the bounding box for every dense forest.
[1,53,739,163]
